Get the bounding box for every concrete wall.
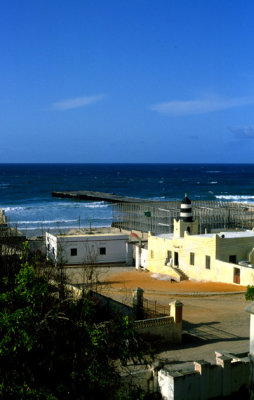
[141,248,148,269]
[215,260,254,286]
[90,291,134,319]
[158,353,250,400]
[135,246,148,269]
[119,352,250,400]
[46,232,129,265]
[134,299,182,344]
[134,316,175,341]
[28,237,46,256]
[147,232,216,279]
[216,234,254,263]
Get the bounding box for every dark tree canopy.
[0,248,148,400]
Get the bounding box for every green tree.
[0,255,148,399]
[245,285,254,301]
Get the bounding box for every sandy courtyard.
[103,269,246,293]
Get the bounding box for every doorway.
[233,267,240,284]
[174,252,179,267]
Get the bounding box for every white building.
[46,231,132,265]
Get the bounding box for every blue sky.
[1,0,254,163]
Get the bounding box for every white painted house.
[46,231,132,265]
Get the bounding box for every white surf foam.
[216,195,254,200]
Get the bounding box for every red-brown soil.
[105,270,246,293]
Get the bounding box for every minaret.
[180,193,193,222]
[173,194,198,237]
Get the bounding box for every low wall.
[215,259,254,286]
[158,353,250,400]
[120,352,250,400]
[134,316,176,342]
[28,237,46,256]
[90,291,134,319]
[91,292,182,344]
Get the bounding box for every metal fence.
[143,298,168,318]
[112,200,254,235]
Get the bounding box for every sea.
[1,163,254,237]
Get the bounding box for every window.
[167,250,172,260]
[100,247,106,255]
[206,255,210,269]
[70,248,77,256]
[229,255,237,264]
[47,244,50,251]
[150,250,154,259]
[190,252,195,266]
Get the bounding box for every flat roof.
[156,230,254,240]
[194,230,254,239]
[53,232,129,238]
[217,230,254,238]
[156,233,174,240]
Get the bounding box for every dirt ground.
[65,266,251,364]
[103,269,246,293]
[102,268,250,364]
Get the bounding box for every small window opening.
[100,247,106,255]
[190,252,195,266]
[71,248,77,256]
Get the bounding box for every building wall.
[46,232,129,265]
[147,232,254,285]
[148,232,216,277]
[215,260,254,286]
[141,248,148,268]
[215,234,254,263]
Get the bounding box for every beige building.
[147,195,254,286]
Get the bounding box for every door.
[174,252,179,267]
[233,267,240,284]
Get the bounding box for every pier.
[52,190,150,203]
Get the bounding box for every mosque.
[147,194,254,286]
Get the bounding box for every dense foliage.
[245,285,254,301]
[0,248,146,399]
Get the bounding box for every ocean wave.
[3,206,25,212]
[9,219,79,225]
[209,181,218,184]
[17,222,112,231]
[2,201,109,213]
[216,195,254,200]
[17,225,79,231]
[205,171,221,173]
[51,201,109,209]
[82,203,109,209]
[149,196,166,200]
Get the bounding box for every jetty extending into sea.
[52,190,149,203]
